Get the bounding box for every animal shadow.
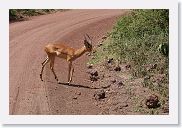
[46,80,111,89]
[58,82,98,89]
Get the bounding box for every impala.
[40,34,93,85]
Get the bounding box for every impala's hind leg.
[49,56,59,83]
[42,56,49,66]
[40,56,50,81]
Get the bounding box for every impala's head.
[84,34,92,52]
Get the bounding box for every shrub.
[9,9,59,22]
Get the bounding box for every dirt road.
[9,9,127,115]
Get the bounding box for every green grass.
[9,9,61,21]
[89,9,169,97]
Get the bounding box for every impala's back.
[45,43,75,60]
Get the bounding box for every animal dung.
[145,94,160,109]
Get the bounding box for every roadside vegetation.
[9,9,63,22]
[89,9,169,114]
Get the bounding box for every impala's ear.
[84,41,91,48]
[85,33,91,40]
[84,36,92,50]
[84,34,92,45]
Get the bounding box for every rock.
[105,88,110,92]
[117,81,124,86]
[125,64,131,69]
[76,92,81,95]
[111,78,116,83]
[90,75,99,82]
[87,69,98,76]
[87,69,100,82]
[86,52,91,56]
[151,74,165,84]
[103,58,116,70]
[103,48,106,51]
[146,64,157,71]
[162,105,169,113]
[152,64,157,69]
[92,50,96,54]
[73,96,77,99]
[100,74,105,80]
[91,56,95,59]
[90,70,98,76]
[120,103,128,108]
[101,83,111,88]
[144,75,151,81]
[94,89,106,100]
[107,58,114,64]
[86,69,91,74]
[97,42,103,47]
[102,35,107,40]
[114,66,121,71]
[87,64,93,69]
[145,94,160,109]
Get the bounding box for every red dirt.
[9,9,128,115]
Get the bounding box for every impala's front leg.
[69,66,74,84]
[50,56,59,83]
[68,61,73,85]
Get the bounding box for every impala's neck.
[73,46,87,59]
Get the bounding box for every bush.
[9,9,59,22]
[9,10,18,21]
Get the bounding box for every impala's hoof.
[40,74,43,81]
[67,82,70,85]
[57,81,60,84]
